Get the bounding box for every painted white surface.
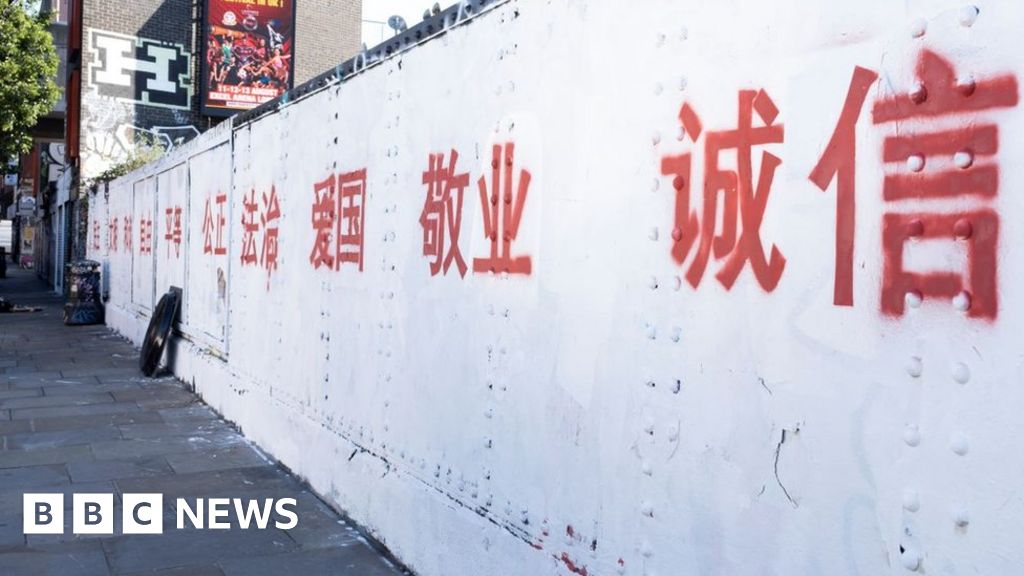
[185,141,232,351]
[155,163,187,293]
[89,1,1024,574]
[130,177,156,312]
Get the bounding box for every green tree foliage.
[0,1,61,163]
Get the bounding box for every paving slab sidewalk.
[0,268,407,576]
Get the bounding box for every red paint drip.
[560,553,589,576]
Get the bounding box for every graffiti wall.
[81,24,199,179]
[89,1,1024,574]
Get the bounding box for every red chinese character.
[473,143,532,275]
[124,216,133,252]
[337,170,367,271]
[240,190,259,266]
[139,218,153,255]
[420,150,469,277]
[882,212,998,319]
[808,66,879,306]
[660,90,785,291]
[164,206,182,259]
[309,175,336,270]
[109,217,119,252]
[872,50,1017,320]
[261,186,281,287]
[202,199,214,254]
[203,193,228,256]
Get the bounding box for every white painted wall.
[89,1,1024,574]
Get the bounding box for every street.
[0,267,406,575]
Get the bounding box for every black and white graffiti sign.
[88,29,192,110]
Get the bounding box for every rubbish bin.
[64,260,105,325]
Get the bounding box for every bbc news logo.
[23,494,298,535]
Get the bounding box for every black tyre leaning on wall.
[140,287,182,377]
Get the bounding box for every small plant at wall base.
[0,1,61,162]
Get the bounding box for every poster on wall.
[201,0,296,117]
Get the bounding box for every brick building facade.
[69,0,361,181]
[295,0,362,85]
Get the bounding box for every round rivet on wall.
[952,362,971,385]
[909,18,927,38]
[649,276,659,290]
[954,219,973,239]
[905,291,923,309]
[640,501,654,517]
[647,325,657,340]
[901,547,922,571]
[671,327,681,342]
[958,5,979,27]
[906,356,923,378]
[906,219,924,237]
[906,154,925,172]
[677,126,686,141]
[903,425,921,447]
[957,75,977,97]
[673,277,683,291]
[954,150,974,169]
[902,489,920,512]
[649,227,660,241]
[652,132,662,146]
[910,82,928,104]
[952,292,972,313]
[949,432,969,456]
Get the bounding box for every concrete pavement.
[0,267,407,576]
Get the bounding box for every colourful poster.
[201,0,296,116]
